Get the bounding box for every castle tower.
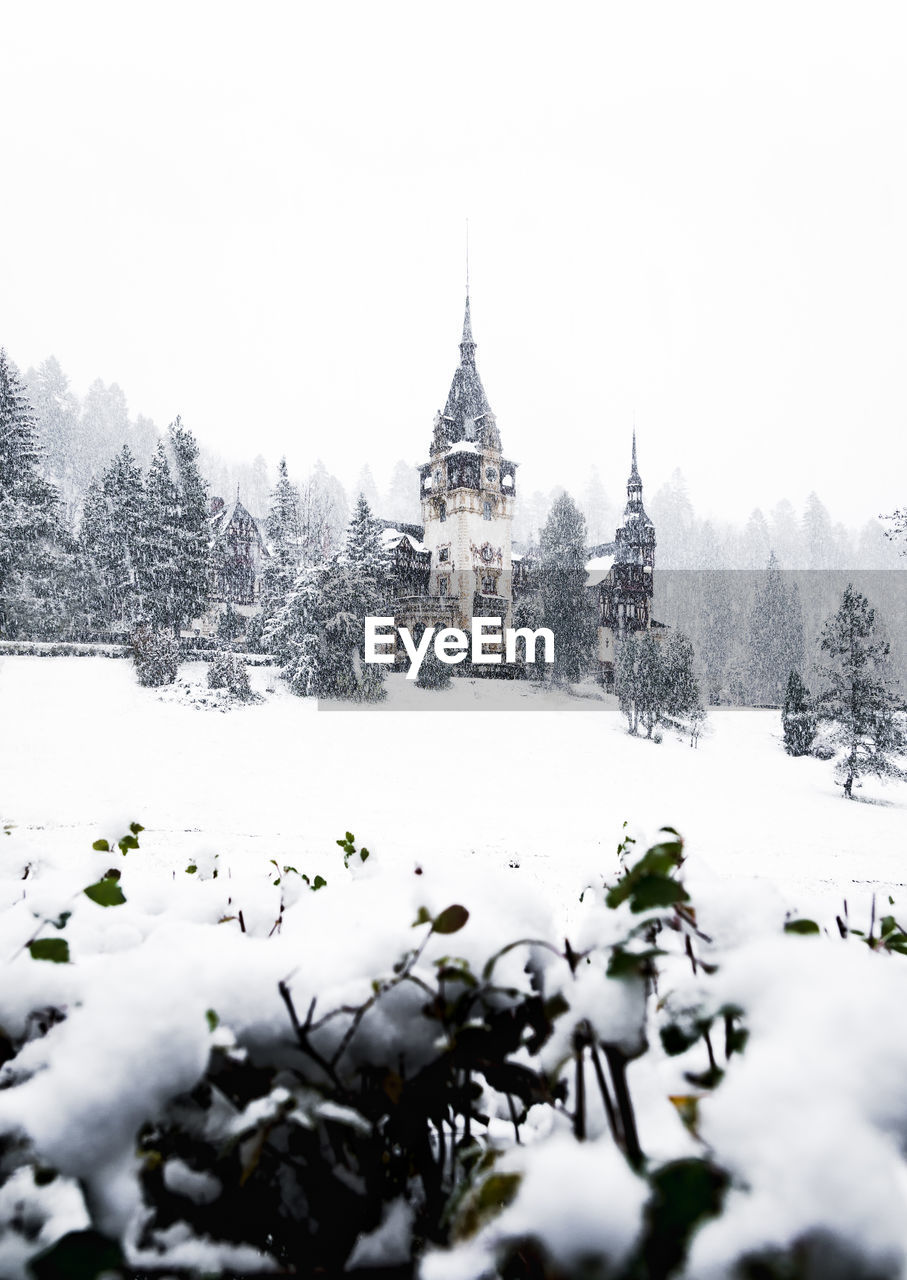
[418,295,518,630]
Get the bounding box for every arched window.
[483,501,492,521]
[439,501,447,522]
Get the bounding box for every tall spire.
[459,293,476,364]
[629,429,641,484]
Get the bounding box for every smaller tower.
[600,433,657,654]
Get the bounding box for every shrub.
[207,652,257,702]
[131,626,179,686]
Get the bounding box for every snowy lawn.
[1,655,904,929]
[2,656,907,1278]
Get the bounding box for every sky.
[1,0,906,526]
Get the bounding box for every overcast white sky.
[2,1,905,525]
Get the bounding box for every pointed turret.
[441,293,492,441]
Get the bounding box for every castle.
[204,292,661,679]
[382,295,660,682]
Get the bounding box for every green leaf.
[205,1009,219,1032]
[311,875,327,891]
[628,875,689,913]
[129,822,144,836]
[412,905,433,927]
[29,1228,124,1280]
[91,839,110,852]
[118,834,139,854]
[185,864,197,874]
[360,847,370,862]
[433,904,470,935]
[50,911,71,931]
[84,879,126,908]
[29,937,70,963]
[784,919,820,935]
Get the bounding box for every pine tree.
[747,552,805,704]
[262,458,303,608]
[816,585,906,798]
[23,356,81,527]
[782,669,817,756]
[268,496,390,701]
[168,418,210,629]
[385,459,419,525]
[414,625,452,690]
[141,442,182,633]
[79,445,146,630]
[538,493,595,685]
[616,629,704,741]
[0,350,59,638]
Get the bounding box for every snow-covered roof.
[585,553,615,574]
[380,527,428,555]
[446,441,480,455]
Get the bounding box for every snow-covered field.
[3,656,907,1278]
[1,655,904,928]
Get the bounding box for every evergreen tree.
[23,355,81,527]
[747,552,805,704]
[582,466,615,545]
[141,442,182,633]
[268,495,390,701]
[815,585,906,798]
[385,459,419,525]
[782,669,817,756]
[79,445,146,630]
[262,458,303,605]
[265,561,323,696]
[538,493,595,685]
[616,629,704,741]
[168,417,210,629]
[802,492,835,569]
[0,350,59,638]
[414,625,452,690]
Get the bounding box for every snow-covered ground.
[2,656,907,1277]
[1,656,904,930]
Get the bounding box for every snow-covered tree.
[616,629,704,741]
[0,350,59,638]
[79,445,146,630]
[268,495,390,701]
[169,418,210,629]
[582,466,616,545]
[782,669,817,757]
[23,356,81,528]
[141,442,182,633]
[537,493,595,685]
[802,492,836,570]
[816,585,906,798]
[747,552,804,704]
[263,459,302,594]
[384,459,420,525]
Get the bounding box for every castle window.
[439,576,448,597]
[483,501,492,521]
[481,576,495,595]
[485,467,497,482]
[439,501,447,522]
[439,546,449,562]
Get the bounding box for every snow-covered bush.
[130,626,179,687]
[206,652,257,702]
[4,822,907,1277]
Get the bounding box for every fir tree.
[816,585,906,798]
[79,444,146,631]
[168,418,210,628]
[261,457,303,613]
[141,441,182,633]
[747,552,804,704]
[0,350,59,638]
[782,669,817,757]
[267,496,390,701]
[538,493,595,685]
[414,625,452,690]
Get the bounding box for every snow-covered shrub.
[207,652,258,703]
[5,821,907,1277]
[130,626,179,686]
[782,668,817,756]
